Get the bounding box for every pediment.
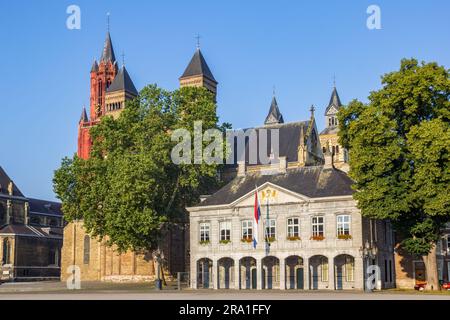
[230,182,309,208]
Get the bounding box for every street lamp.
[359,240,378,293]
[152,249,164,290]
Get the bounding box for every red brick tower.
[77,32,118,159]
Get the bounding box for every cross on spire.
[310,104,315,117]
[195,34,201,49]
[121,51,125,67]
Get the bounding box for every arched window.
[2,238,11,265]
[83,235,90,264]
[98,80,103,105]
[336,145,339,154]
[322,147,326,153]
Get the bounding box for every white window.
[287,217,300,238]
[337,215,351,236]
[447,235,450,253]
[321,257,328,282]
[199,222,210,242]
[242,220,253,240]
[265,219,276,240]
[345,256,355,282]
[220,221,231,242]
[312,216,324,237]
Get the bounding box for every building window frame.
[199,222,210,243]
[219,221,231,242]
[321,257,329,282]
[265,218,276,241]
[287,217,300,238]
[241,220,253,241]
[337,214,351,237]
[312,216,324,237]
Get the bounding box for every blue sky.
[0,0,449,201]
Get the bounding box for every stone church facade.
[0,166,64,281]
[61,31,216,282]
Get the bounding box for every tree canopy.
[54,85,228,252]
[338,59,450,288]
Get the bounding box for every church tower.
[77,31,138,159]
[105,65,139,119]
[89,31,118,121]
[179,48,217,99]
[264,96,284,125]
[319,85,349,171]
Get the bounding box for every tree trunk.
[423,243,439,291]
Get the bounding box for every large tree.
[338,59,450,290]
[54,85,228,253]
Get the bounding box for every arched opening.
[262,256,280,289]
[334,254,355,290]
[239,257,257,289]
[2,238,11,265]
[197,258,213,289]
[218,257,234,289]
[309,255,329,290]
[286,256,304,289]
[83,235,90,264]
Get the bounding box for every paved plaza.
[0,281,449,300]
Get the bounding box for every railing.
[1,265,60,281]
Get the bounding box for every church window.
[335,146,339,154]
[332,146,336,155]
[312,216,324,237]
[2,238,11,265]
[265,219,276,240]
[328,118,332,127]
[83,235,90,264]
[241,220,253,241]
[322,147,326,154]
[219,221,231,242]
[337,215,351,236]
[199,222,210,242]
[447,235,450,253]
[98,80,103,105]
[287,217,300,238]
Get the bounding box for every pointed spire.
[264,96,284,125]
[80,106,88,123]
[180,48,217,83]
[100,31,116,63]
[91,59,98,72]
[325,86,342,115]
[106,65,138,96]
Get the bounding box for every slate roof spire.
[100,31,116,63]
[106,65,138,96]
[264,96,284,125]
[91,59,98,72]
[79,106,88,123]
[180,48,217,83]
[325,86,342,115]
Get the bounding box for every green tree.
[338,59,450,290]
[54,85,228,255]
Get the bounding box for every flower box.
[337,234,352,240]
[241,237,253,243]
[199,240,210,245]
[266,236,276,243]
[310,235,325,241]
[219,239,231,245]
[286,236,301,241]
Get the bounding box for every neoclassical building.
[187,97,395,290]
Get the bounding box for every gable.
[231,182,308,208]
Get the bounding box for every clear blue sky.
[0,0,449,201]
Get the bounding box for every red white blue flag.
[253,186,261,249]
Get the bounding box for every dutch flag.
[253,186,261,249]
